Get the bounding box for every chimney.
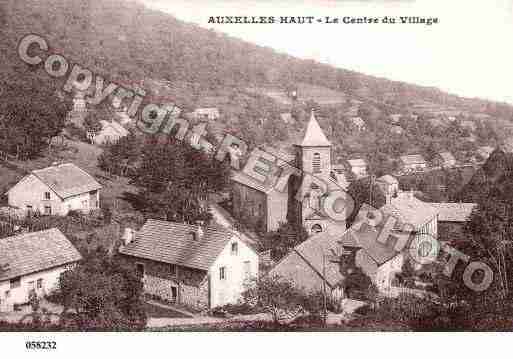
[195,221,204,239]
[122,227,135,246]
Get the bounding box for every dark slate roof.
[0,228,82,282]
[119,219,233,271]
[31,163,102,199]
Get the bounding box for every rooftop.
[428,202,477,222]
[120,219,234,271]
[296,111,331,147]
[0,228,81,282]
[400,154,426,165]
[380,192,439,229]
[29,163,102,199]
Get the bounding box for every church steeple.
[297,110,331,147]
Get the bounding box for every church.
[231,111,349,235]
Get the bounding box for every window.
[170,264,177,277]
[43,192,51,200]
[136,263,145,277]
[171,286,178,302]
[311,224,323,234]
[37,279,43,289]
[313,153,321,173]
[44,205,52,215]
[10,277,20,289]
[231,242,238,255]
[219,266,226,280]
[243,261,251,277]
[81,200,88,208]
[189,231,197,241]
[5,290,10,298]
[26,205,33,215]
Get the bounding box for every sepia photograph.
[1,0,513,356]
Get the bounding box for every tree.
[259,223,309,261]
[0,77,69,159]
[241,275,307,325]
[55,247,146,330]
[129,136,230,225]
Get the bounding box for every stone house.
[119,219,259,309]
[6,163,102,217]
[0,228,81,312]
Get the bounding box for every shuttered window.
[313,153,321,173]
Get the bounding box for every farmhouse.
[437,152,457,168]
[0,228,81,312]
[6,163,102,217]
[91,120,129,145]
[428,202,476,244]
[120,219,259,309]
[400,154,427,172]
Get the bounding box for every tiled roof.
[30,163,102,199]
[297,111,331,147]
[119,219,233,271]
[291,231,345,287]
[400,154,426,165]
[380,193,438,229]
[428,202,477,222]
[260,145,295,164]
[0,228,81,282]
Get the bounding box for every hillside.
[2,0,513,167]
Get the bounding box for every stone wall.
[124,256,210,310]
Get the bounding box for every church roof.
[296,111,331,147]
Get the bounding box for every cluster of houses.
[0,108,485,316]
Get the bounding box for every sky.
[139,0,513,104]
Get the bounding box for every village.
[2,0,513,334]
[0,89,506,331]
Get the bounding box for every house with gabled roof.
[0,228,81,312]
[476,146,495,161]
[6,163,102,217]
[400,154,427,172]
[119,219,259,309]
[90,120,129,145]
[347,158,367,179]
[437,151,457,168]
[269,230,347,301]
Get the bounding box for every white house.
[400,154,427,172]
[91,120,129,145]
[0,228,81,312]
[347,158,367,178]
[6,163,102,217]
[120,219,259,309]
[350,117,366,131]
